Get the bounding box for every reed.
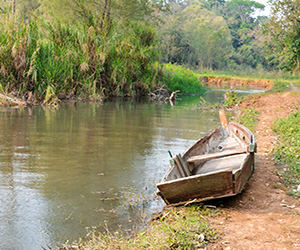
[0,14,148,102]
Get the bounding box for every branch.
[0,6,6,13]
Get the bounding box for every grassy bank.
[0,14,207,105]
[61,205,220,249]
[272,107,300,197]
[235,107,259,133]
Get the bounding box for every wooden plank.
[229,122,255,145]
[219,109,228,130]
[174,157,185,178]
[187,148,247,163]
[234,153,254,193]
[157,169,233,204]
[177,154,191,176]
[196,154,246,175]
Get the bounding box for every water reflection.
[0,87,262,249]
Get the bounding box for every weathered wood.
[229,122,255,145]
[176,154,191,176]
[234,153,254,193]
[196,154,247,175]
[219,109,228,130]
[182,126,228,161]
[157,169,234,204]
[174,157,185,178]
[157,121,256,205]
[187,148,247,163]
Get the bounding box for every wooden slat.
[219,109,228,130]
[174,157,185,178]
[187,148,247,163]
[176,154,191,176]
[234,153,254,193]
[196,154,246,175]
[157,169,234,204]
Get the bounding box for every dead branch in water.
[0,93,26,107]
[7,196,17,220]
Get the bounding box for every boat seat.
[195,154,247,175]
[187,148,247,163]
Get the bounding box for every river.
[0,87,264,249]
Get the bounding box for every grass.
[235,107,259,133]
[0,14,208,105]
[163,63,209,95]
[272,108,300,197]
[60,205,221,249]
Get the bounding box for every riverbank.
[199,75,274,89]
[58,86,300,249]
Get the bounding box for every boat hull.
[157,122,256,205]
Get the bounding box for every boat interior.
[162,123,254,182]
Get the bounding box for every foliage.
[60,205,220,249]
[163,63,209,94]
[263,0,300,73]
[0,12,163,100]
[226,0,265,23]
[224,89,238,107]
[270,79,290,92]
[272,107,300,194]
[198,96,222,110]
[196,89,238,110]
[235,107,259,132]
[157,0,268,71]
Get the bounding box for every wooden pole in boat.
[219,109,228,130]
[174,157,186,178]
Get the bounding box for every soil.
[200,76,274,89]
[209,91,300,249]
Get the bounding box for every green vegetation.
[158,0,267,72]
[0,1,208,104]
[272,107,300,196]
[263,1,300,74]
[1,0,300,103]
[224,89,238,107]
[197,89,238,110]
[235,107,259,132]
[163,63,209,94]
[61,205,220,249]
[0,14,166,102]
[198,97,222,110]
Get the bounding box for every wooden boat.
[157,110,257,205]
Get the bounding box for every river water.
[0,87,263,249]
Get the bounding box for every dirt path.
[211,92,300,249]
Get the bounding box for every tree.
[158,1,234,69]
[264,0,300,73]
[226,0,265,23]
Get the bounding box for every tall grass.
[0,13,208,104]
[163,63,209,94]
[0,14,155,101]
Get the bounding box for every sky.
[254,0,271,17]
